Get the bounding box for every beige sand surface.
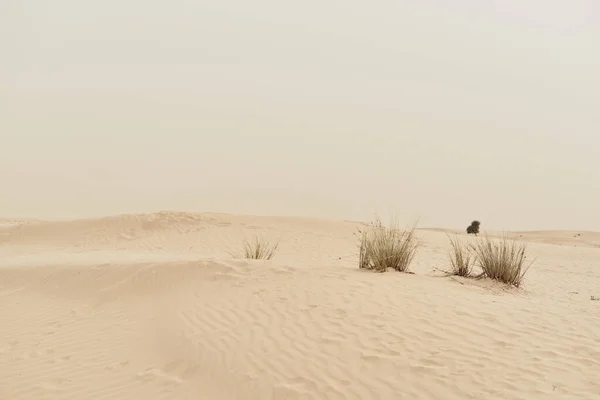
[1,212,599,399]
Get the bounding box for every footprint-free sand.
[1,212,599,399]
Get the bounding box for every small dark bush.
[467,220,480,235]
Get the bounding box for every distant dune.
[421,227,600,249]
[1,212,599,399]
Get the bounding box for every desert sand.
[1,211,599,399]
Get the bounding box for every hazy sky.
[1,0,599,230]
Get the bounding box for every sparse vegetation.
[472,235,532,287]
[446,234,474,277]
[467,220,480,235]
[357,218,419,273]
[241,236,279,260]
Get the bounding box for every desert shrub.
[446,234,474,277]
[358,229,371,270]
[467,220,481,235]
[472,235,532,287]
[242,236,279,260]
[357,218,418,273]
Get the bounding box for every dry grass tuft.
[446,234,474,277]
[472,235,532,287]
[358,218,419,273]
[241,236,279,260]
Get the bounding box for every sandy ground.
[1,212,599,400]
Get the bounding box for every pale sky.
[1,0,599,231]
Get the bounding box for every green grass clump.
[358,218,418,273]
[473,235,532,287]
[446,233,474,277]
[242,236,279,260]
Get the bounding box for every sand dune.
[1,212,599,399]
[421,227,600,249]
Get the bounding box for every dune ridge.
[1,212,599,399]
